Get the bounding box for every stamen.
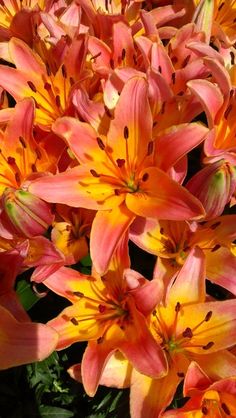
[73,291,84,297]
[70,317,79,325]
[15,172,21,184]
[158,65,162,73]
[35,147,42,159]
[122,48,126,60]
[171,73,176,84]
[230,51,235,65]
[202,341,214,350]
[211,244,221,252]
[182,327,193,338]
[221,403,230,415]
[31,163,37,172]
[90,169,100,177]
[44,82,52,91]
[161,102,166,114]
[110,58,115,69]
[175,302,181,312]
[98,304,106,313]
[19,136,26,148]
[218,2,224,11]
[97,137,106,150]
[205,311,212,322]
[177,372,185,378]
[61,64,67,78]
[55,95,61,108]
[90,52,102,61]
[201,406,208,415]
[27,81,37,92]
[116,158,125,168]
[124,126,129,139]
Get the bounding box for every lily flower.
[0,97,53,238]
[0,36,88,130]
[163,362,236,417]
[29,76,206,274]
[0,303,58,370]
[95,248,236,417]
[44,239,167,396]
[130,214,236,295]
[51,204,95,265]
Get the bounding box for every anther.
[69,77,75,86]
[55,95,61,108]
[114,189,121,196]
[98,304,106,313]
[97,336,104,344]
[175,302,181,312]
[19,136,27,148]
[201,406,208,415]
[218,2,224,11]
[230,51,235,65]
[158,65,162,73]
[90,169,100,177]
[116,158,125,168]
[160,227,164,235]
[31,164,37,172]
[205,311,212,322]
[182,327,193,338]
[211,244,221,252]
[142,173,149,182]
[202,341,214,350]
[70,317,79,325]
[147,141,154,156]
[73,291,84,297]
[171,56,178,65]
[97,137,105,150]
[124,126,129,139]
[171,73,176,84]
[122,48,126,60]
[7,156,16,165]
[221,403,230,415]
[27,81,37,92]
[44,82,52,91]
[177,372,185,378]
[61,64,67,78]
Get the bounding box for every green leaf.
[16,279,40,310]
[38,406,74,417]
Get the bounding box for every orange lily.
[130,214,236,294]
[29,76,206,274]
[163,362,236,417]
[0,36,87,130]
[95,248,236,417]
[44,239,167,396]
[0,97,53,237]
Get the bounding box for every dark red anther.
[44,82,52,91]
[116,158,125,168]
[7,156,16,165]
[55,95,61,108]
[221,403,231,415]
[202,341,214,350]
[124,126,129,139]
[201,406,208,415]
[27,81,37,92]
[98,304,106,313]
[73,291,84,297]
[97,137,105,150]
[70,317,79,325]
[175,302,181,312]
[147,141,154,156]
[205,311,212,322]
[122,48,126,60]
[19,136,27,148]
[61,64,67,78]
[90,169,100,177]
[182,327,193,339]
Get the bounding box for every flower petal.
[126,167,205,220]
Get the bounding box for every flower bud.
[2,187,54,237]
[186,160,236,220]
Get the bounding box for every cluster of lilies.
[1,0,236,416]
